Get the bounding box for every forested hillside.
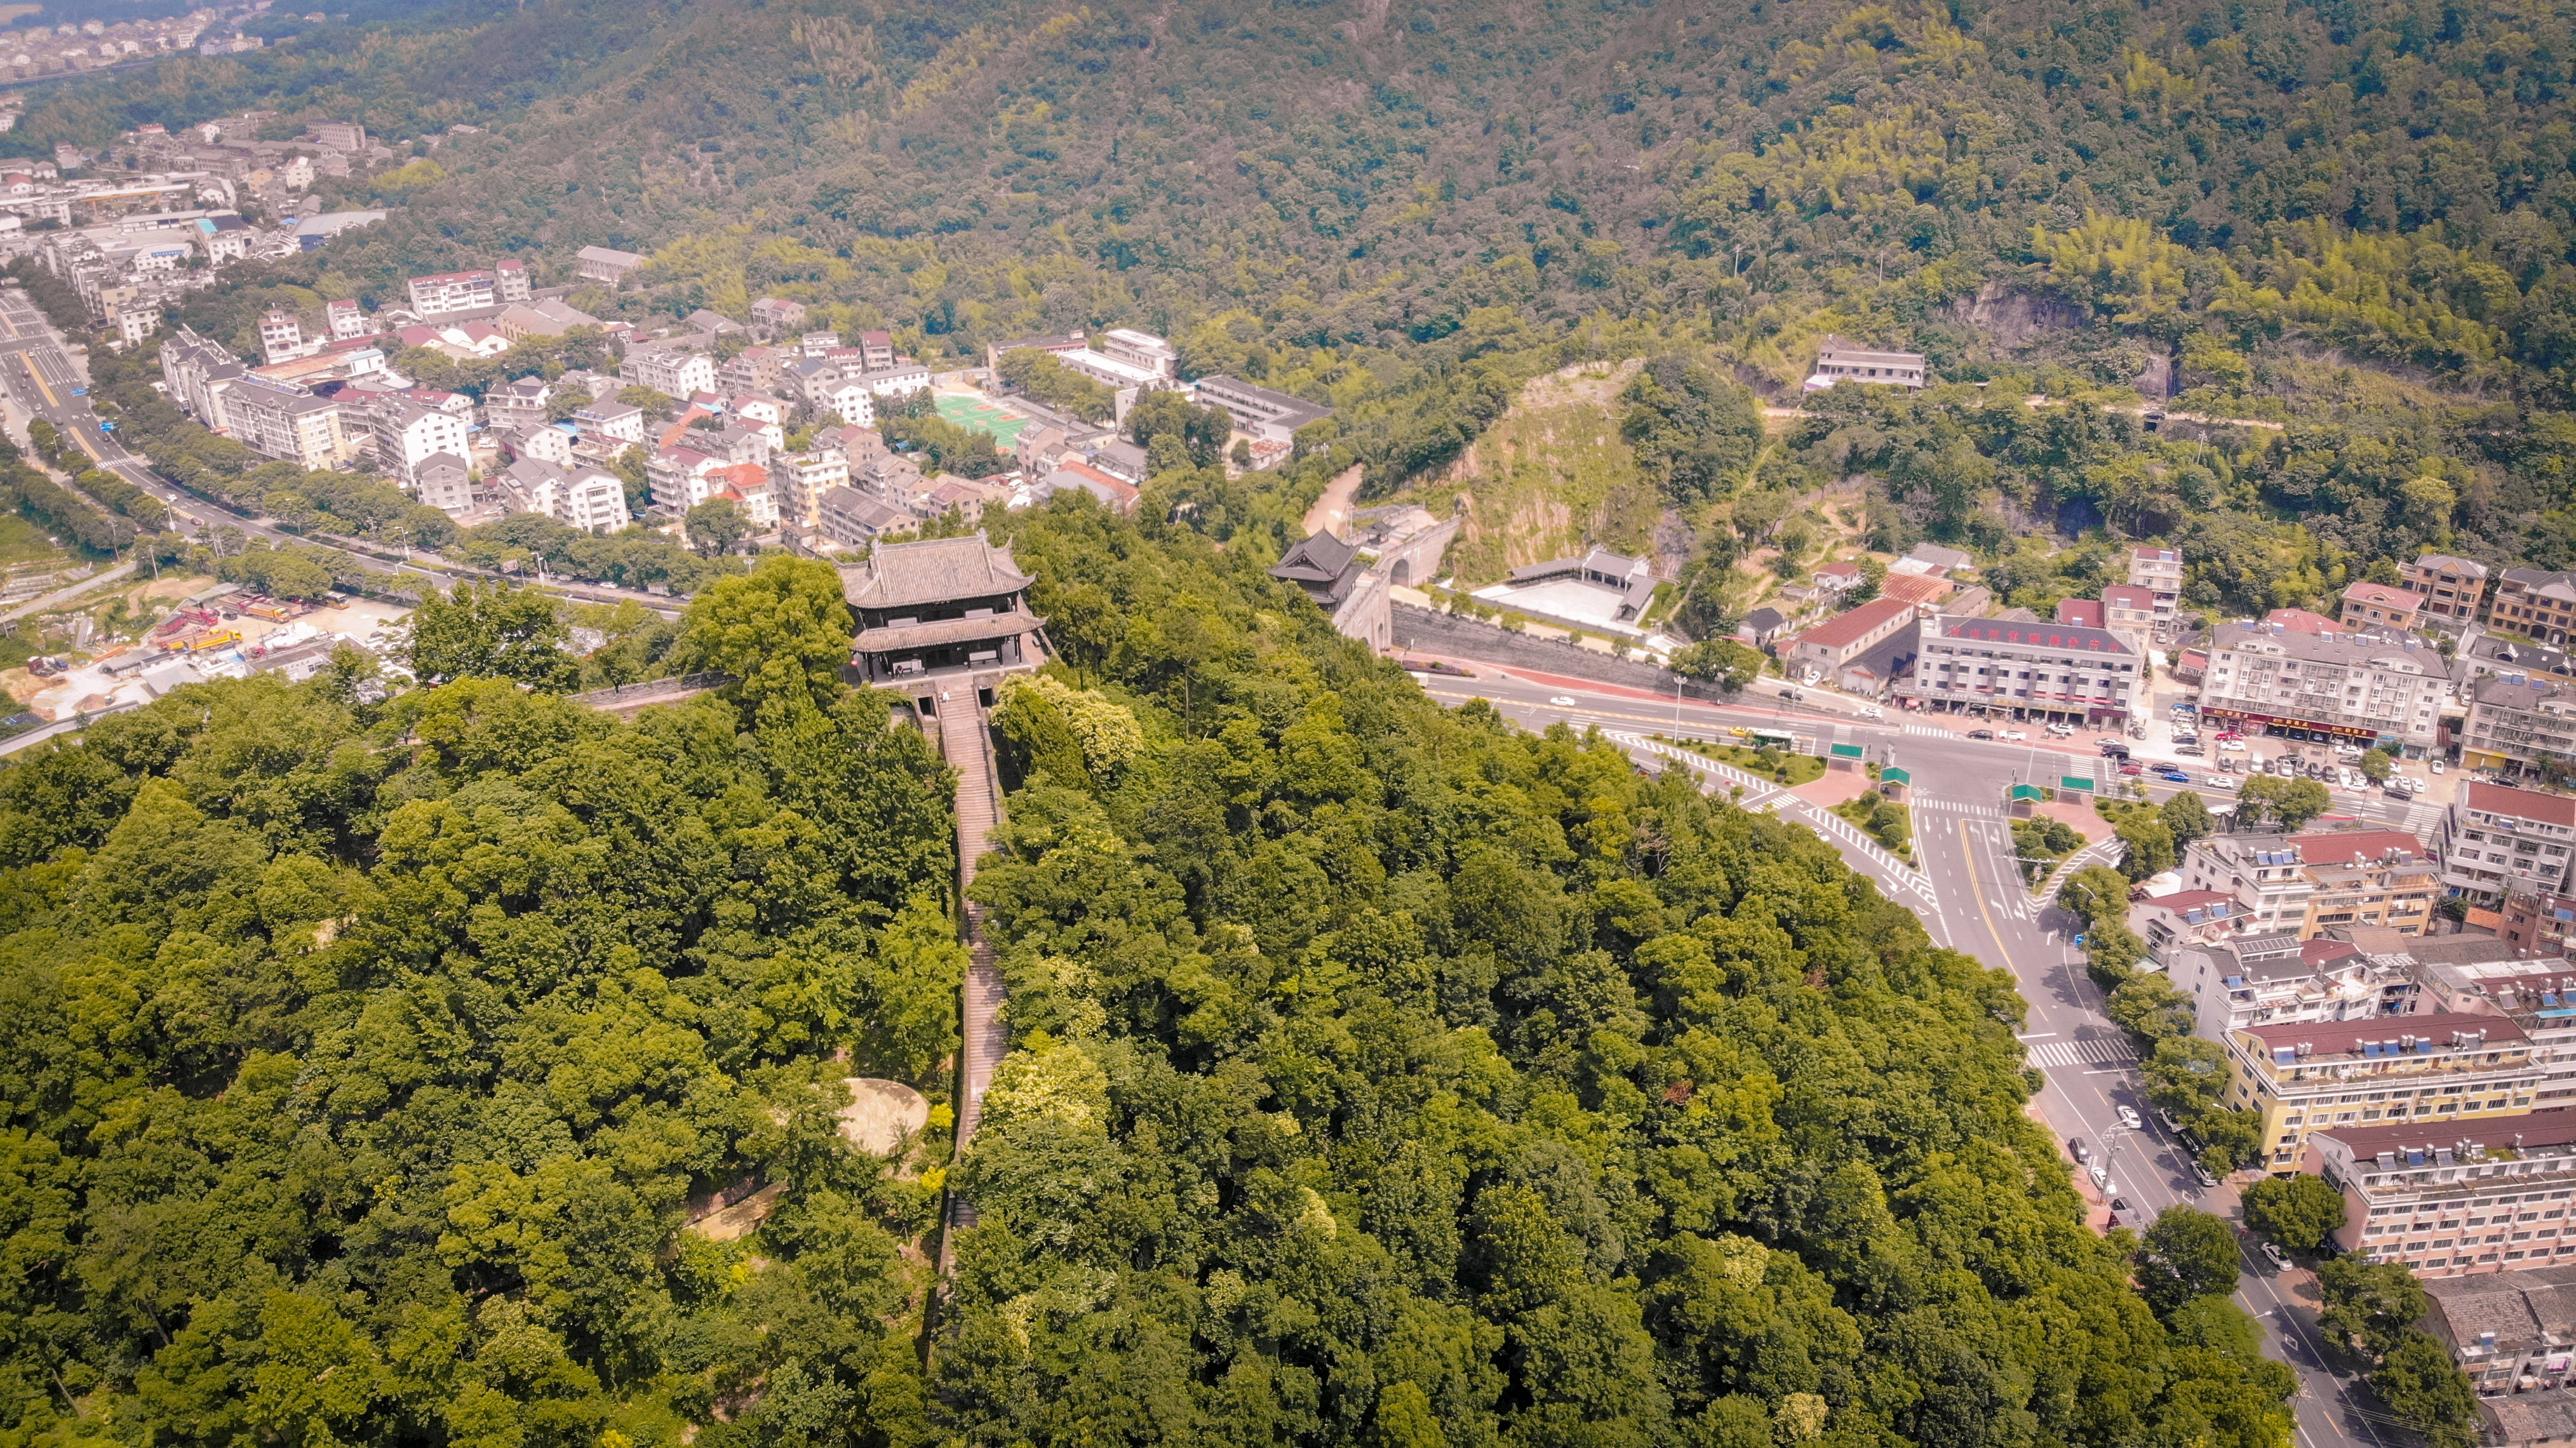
[0,495,2302,1447]
[0,561,969,1448]
[937,501,2297,1446]
[12,0,2572,604]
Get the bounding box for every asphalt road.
[1416,664,2413,1448]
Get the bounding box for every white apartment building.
[646,445,727,517]
[1895,613,2147,725]
[495,459,629,532]
[495,258,530,303]
[158,325,242,431]
[224,377,346,471]
[813,378,875,428]
[2463,676,2576,779]
[2177,831,2319,938]
[2440,782,2576,904]
[326,298,365,339]
[406,269,495,318]
[2130,546,2184,622]
[2198,620,2448,753]
[372,396,471,488]
[621,340,716,399]
[1099,328,1177,379]
[769,450,849,530]
[2170,933,2415,1043]
[258,309,312,365]
[572,401,645,446]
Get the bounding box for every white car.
[2260,1241,2291,1271]
[1858,705,1883,720]
[1548,695,1576,706]
[2117,1105,2143,1130]
[2046,722,2076,735]
[2203,774,2238,789]
[2088,1163,2109,1187]
[1998,729,2029,741]
[2432,760,2447,775]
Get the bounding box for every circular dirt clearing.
[838,1078,930,1156]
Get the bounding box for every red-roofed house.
[702,462,777,529]
[2133,888,2243,957]
[1785,596,1916,691]
[2262,607,2345,636]
[1878,572,1954,608]
[2055,596,2104,628]
[2442,782,2576,902]
[2103,584,2156,636]
[1812,560,1865,596]
[2342,580,2427,633]
[2290,828,2438,939]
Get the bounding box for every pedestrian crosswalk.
[1904,724,1954,739]
[2025,1036,2137,1070]
[1913,796,2007,818]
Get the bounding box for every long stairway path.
[937,697,1007,1270]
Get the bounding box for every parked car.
[2432,759,2447,775]
[2117,1106,2142,1130]
[2156,1108,2184,1134]
[1999,728,2029,741]
[2070,1137,2091,1163]
[2046,722,2076,736]
[2192,1163,2220,1188]
[2089,1163,2110,1188]
[2260,1241,2291,1271]
[1968,728,1996,741]
[1781,688,1803,701]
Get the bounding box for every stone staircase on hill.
[936,692,1007,1270]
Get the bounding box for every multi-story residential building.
[2129,546,2184,624]
[2463,675,2576,779]
[222,375,346,470]
[2409,946,2576,1111]
[645,445,729,517]
[1785,595,1917,690]
[2197,619,2448,753]
[701,461,778,530]
[2224,1012,2539,1171]
[2495,569,2576,646]
[2405,554,2490,630]
[310,121,366,152]
[159,325,242,431]
[817,485,909,547]
[728,396,786,449]
[370,394,471,488]
[493,459,627,532]
[325,298,365,340]
[748,297,805,338]
[620,339,716,399]
[718,345,787,396]
[2462,631,2576,691]
[811,376,875,427]
[406,268,495,318]
[2499,890,2576,960]
[257,309,310,365]
[769,450,849,530]
[2439,782,2576,903]
[1894,612,2146,725]
[856,328,897,371]
[494,419,574,469]
[2311,1116,2576,1282]
[494,258,530,303]
[2103,584,2157,640]
[572,401,645,447]
[2299,828,2441,939]
[485,375,550,429]
[2169,932,2414,1042]
[2175,831,2321,938]
[2342,580,2427,633]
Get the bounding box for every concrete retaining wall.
[1390,603,1736,702]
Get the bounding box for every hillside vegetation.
[11,0,2564,617]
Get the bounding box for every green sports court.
[934,392,1031,446]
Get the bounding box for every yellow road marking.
[1957,817,2013,959]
